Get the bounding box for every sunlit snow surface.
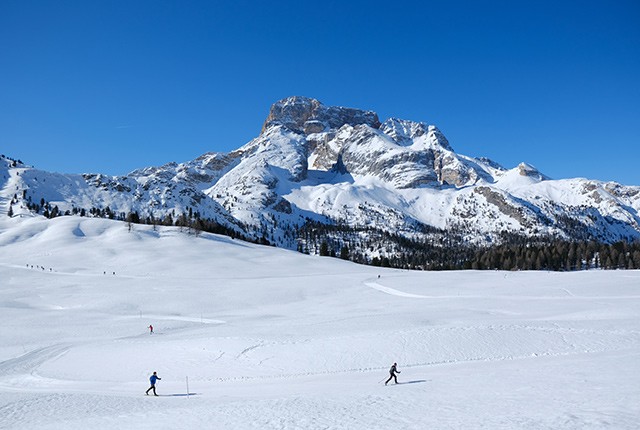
[0,216,639,429]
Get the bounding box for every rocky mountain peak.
[380,118,453,151]
[380,118,428,143]
[517,162,547,180]
[261,96,380,135]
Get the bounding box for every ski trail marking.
[236,343,264,359]
[0,343,71,377]
[365,280,640,300]
[127,314,226,324]
[364,282,429,298]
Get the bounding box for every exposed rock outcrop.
[261,96,381,134]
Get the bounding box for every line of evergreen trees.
[22,195,258,244]
[296,220,640,271]
[15,194,640,271]
[468,240,640,271]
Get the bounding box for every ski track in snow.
[364,281,430,298]
[0,344,71,378]
[2,322,637,390]
[365,279,640,300]
[124,314,226,325]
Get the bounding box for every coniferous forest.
[295,221,640,271]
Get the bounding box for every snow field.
[0,216,639,429]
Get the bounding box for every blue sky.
[2,1,639,185]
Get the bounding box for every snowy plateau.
[0,216,639,429]
[2,96,640,262]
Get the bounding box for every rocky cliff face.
[261,96,381,134]
[259,97,497,189]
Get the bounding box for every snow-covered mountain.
[2,96,640,258]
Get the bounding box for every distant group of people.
[26,264,53,271]
[24,263,118,275]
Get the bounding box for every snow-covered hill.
[2,96,640,259]
[0,216,639,429]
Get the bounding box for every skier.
[385,362,401,385]
[148,324,153,334]
[145,371,161,396]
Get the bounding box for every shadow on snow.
[390,380,427,385]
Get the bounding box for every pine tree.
[319,241,329,256]
[617,253,626,270]
[340,245,350,260]
[633,251,640,269]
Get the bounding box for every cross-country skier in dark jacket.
[145,372,161,396]
[385,362,401,385]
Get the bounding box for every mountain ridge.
[2,96,640,263]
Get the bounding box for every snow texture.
[0,215,639,429]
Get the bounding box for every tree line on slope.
[298,221,640,271]
[11,196,640,271]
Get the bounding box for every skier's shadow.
[161,393,200,397]
[397,380,427,385]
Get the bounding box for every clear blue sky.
[2,1,639,185]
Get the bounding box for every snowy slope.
[0,215,639,429]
